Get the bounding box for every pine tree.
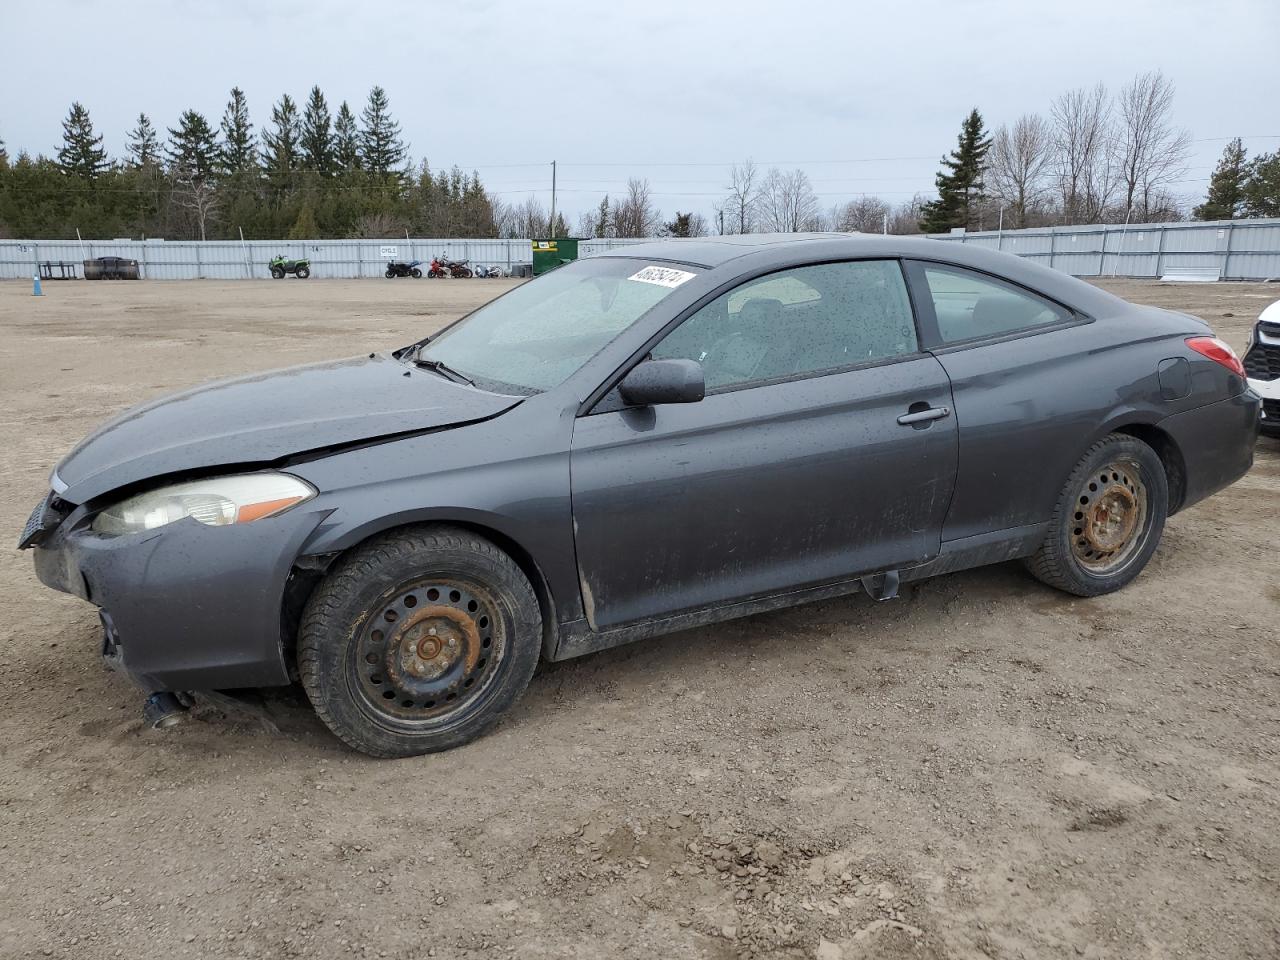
[1242,151,1280,218]
[300,86,335,174]
[359,86,405,175]
[288,203,320,238]
[219,87,257,175]
[919,108,992,233]
[262,94,301,180]
[334,101,361,171]
[663,212,695,237]
[0,131,9,167]
[166,109,219,180]
[125,113,159,167]
[594,195,611,237]
[1193,138,1247,221]
[57,102,109,179]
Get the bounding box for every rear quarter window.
[921,265,1070,343]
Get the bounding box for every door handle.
[896,405,951,426]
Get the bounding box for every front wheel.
[298,526,543,757]
[295,265,310,279]
[271,267,285,279]
[411,268,422,278]
[1025,433,1168,597]
[385,269,396,279]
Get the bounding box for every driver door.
[569,259,958,631]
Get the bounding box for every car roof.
[594,232,857,268]
[593,232,1125,316]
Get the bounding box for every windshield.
[415,257,698,393]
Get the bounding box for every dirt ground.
[0,275,1277,960]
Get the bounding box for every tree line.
[916,71,1279,233]
[1,72,1277,242]
[0,86,511,241]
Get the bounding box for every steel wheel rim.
[1070,458,1149,576]
[350,577,506,728]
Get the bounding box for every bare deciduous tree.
[887,195,927,235]
[1114,70,1190,221]
[721,160,760,234]
[611,178,657,237]
[1050,84,1116,224]
[171,167,219,241]
[351,211,404,239]
[506,196,550,238]
[835,195,892,233]
[986,114,1053,228]
[758,168,819,232]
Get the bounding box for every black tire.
[296,265,310,279]
[411,268,422,278]
[385,269,396,279]
[1025,433,1168,597]
[298,526,542,757]
[458,267,473,279]
[271,267,285,279]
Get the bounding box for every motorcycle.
[475,264,505,278]
[433,254,473,279]
[269,255,311,279]
[427,256,449,279]
[385,259,423,279]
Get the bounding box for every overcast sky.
[3,0,1278,222]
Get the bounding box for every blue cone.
[33,274,43,297]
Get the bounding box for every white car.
[1244,300,1280,437]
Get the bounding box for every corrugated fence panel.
[928,216,1280,280]
[5,219,1280,280]
[0,237,541,280]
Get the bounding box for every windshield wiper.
[412,349,474,386]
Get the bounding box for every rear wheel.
[1026,434,1167,596]
[296,265,310,279]
[298,527,542,757]
[385,269,396,279]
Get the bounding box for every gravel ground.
[0,276,1276,960]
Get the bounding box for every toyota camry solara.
[19,234,1260,757]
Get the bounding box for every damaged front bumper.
[25,495,330,692]
[1246,376,1280,437]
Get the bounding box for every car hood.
[53,353,522,503]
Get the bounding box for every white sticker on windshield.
[628,265,696,288]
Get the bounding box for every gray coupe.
[20,234,1260,756]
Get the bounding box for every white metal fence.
[3,218,1279,281]
[926,217,1280,281]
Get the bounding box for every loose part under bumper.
[30,499,330,692]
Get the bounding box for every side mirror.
[619,358,705,406]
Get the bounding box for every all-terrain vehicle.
[269,255,311,279]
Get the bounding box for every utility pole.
[549,160,557,238]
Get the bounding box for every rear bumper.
[1159,390,1260,511]
[1246,376,1280,436]
[32,502,328,692]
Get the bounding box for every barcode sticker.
[628,266,696,288]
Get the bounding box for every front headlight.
[91,472,316,535]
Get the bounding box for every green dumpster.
[531,237,580,276]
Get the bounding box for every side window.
[650,260,917,391]
[921,265,1070,344]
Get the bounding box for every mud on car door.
[568,259,959,631]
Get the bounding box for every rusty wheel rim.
[1070,458,1149,576]
[352,577,505,726]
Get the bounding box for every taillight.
[1185,336,1245,377]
